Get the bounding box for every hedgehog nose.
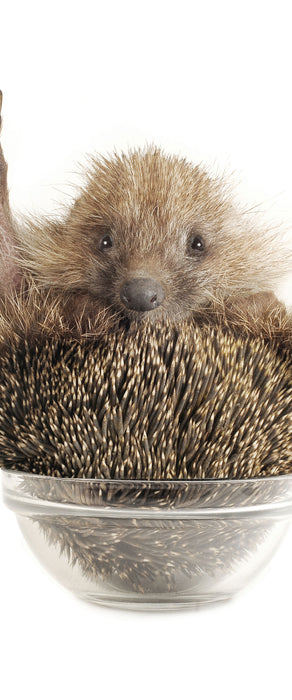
[120,277,165,312]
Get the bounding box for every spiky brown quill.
[0,282,291,480]
[0,288,291,594]
[0,288,291,595]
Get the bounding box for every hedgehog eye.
[100,233,114,250]
[189,234,205,254]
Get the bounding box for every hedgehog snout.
[120,277,165,312]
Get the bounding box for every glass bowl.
[2,469,292,611]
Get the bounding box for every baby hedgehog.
[0,91,291,328]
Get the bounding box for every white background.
[1,2,292,699]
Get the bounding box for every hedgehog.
[0,296,291,593]
[0,94,291,594]
[0,91,291,332]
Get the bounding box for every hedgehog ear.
[0,91,21,295]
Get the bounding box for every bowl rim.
[2,468,292,485]
[3,468,292,519]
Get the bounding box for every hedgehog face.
[75,221,215,323]
[84,219,213,320]
[56,149,226,322]
[21,147,287,324]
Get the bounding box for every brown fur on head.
[0,101,291,330]
[14,146,291,327]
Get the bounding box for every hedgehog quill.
[0,309,291,594]
[0,306,291,480]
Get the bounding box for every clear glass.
[2,469,292,611]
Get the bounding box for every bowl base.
[77,591,232,612]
